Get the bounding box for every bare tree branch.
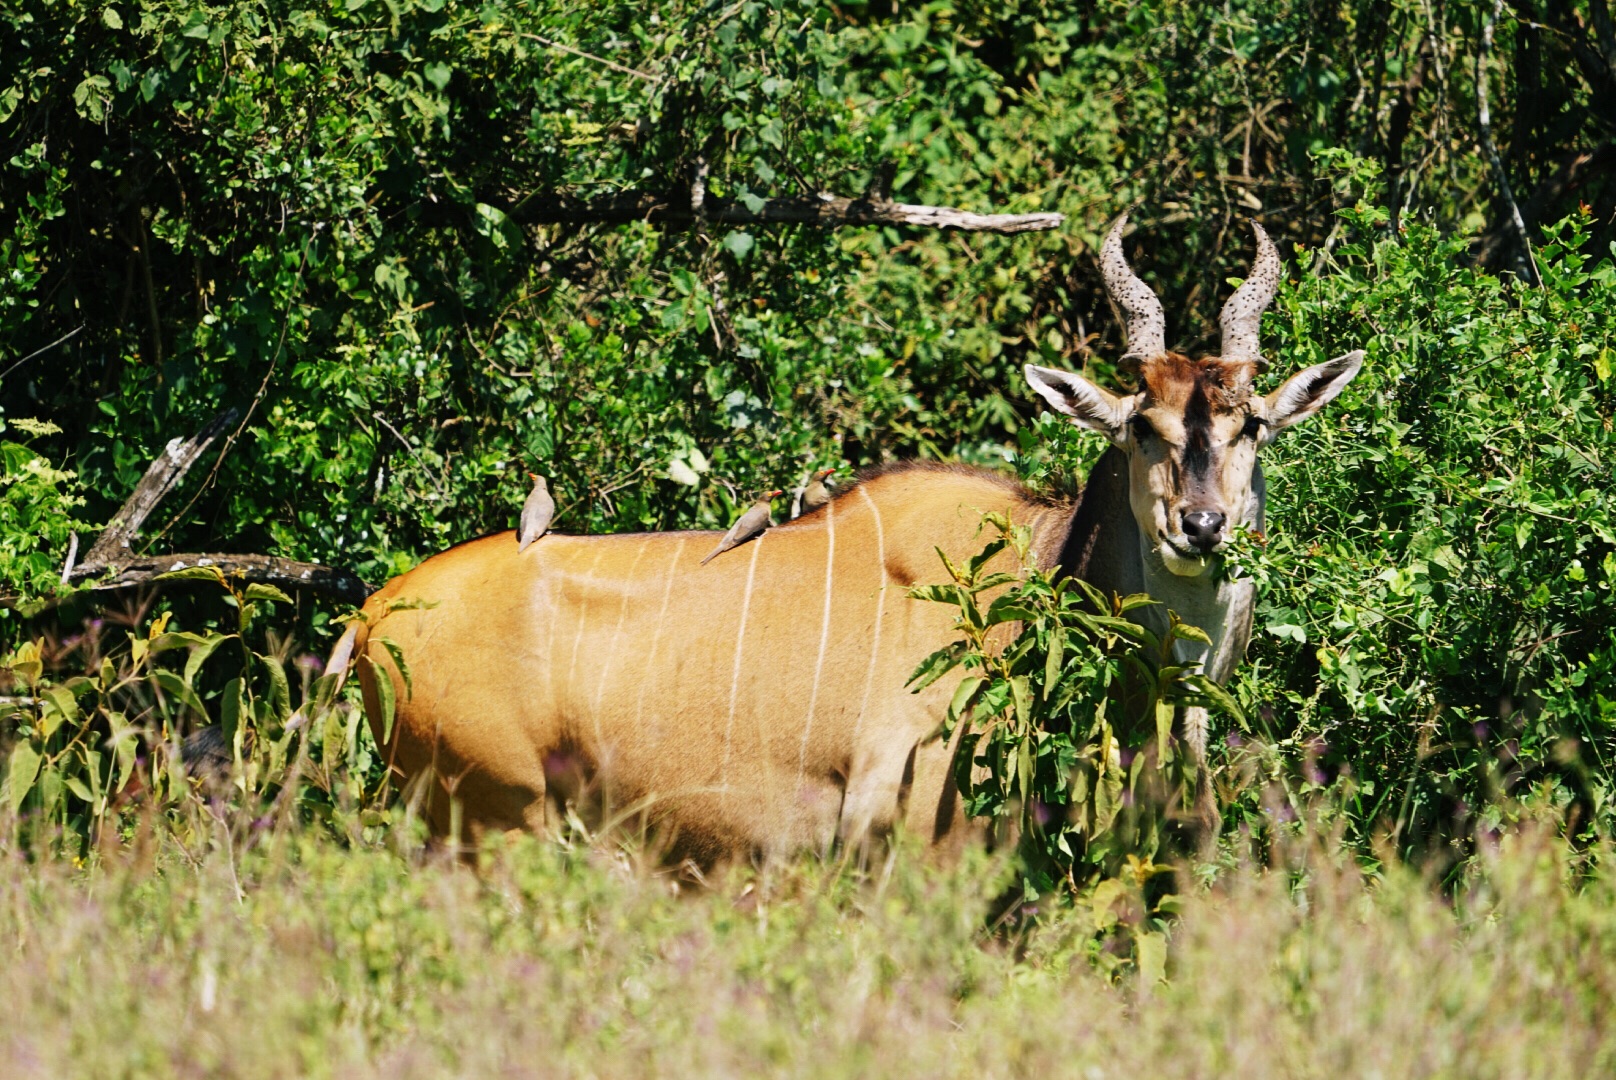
[1475,141,1616,266]
[80,553,370,606]
[508,190,1065,235]
[84,408,239,564]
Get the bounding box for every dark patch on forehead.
[1182,378,1213,476]
[1139,353,1256,409]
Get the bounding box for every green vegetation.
[3,0,1616,1065]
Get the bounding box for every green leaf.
[1090,879,1125,931]
[260,652,292,722]
[102,8,123,29]
[0,85,23,126]
[41,684,78,739]
[907,641,965,691]
[985,595,1039,626]
[153,670,207,718]
[1043,627,1064,699]
[220,678,243,745]
[907,584,960,605]
[1170,619,1213,646]
[110,724,138,794]
[1156,699,1175,761]
[377,636,413,699]
[156,565,229,586]
[971,571,1021,592]
[182,632,230,686]
[8,740,42,814]
[64,773,94,803]
[966,538,1007,579]
[71,74,110,122]
[1135,930,1168,984]
[1181,675,1248,731]
[423,62,452,91]
[1015,738,1033,803]
[722,231,754,260]
[947,675,985,722]
[372,657,397,746]
[1010,675,1032,729]
[244,583,294,606]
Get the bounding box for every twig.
[1477,0,1540,285]
[518,32,658,82]
[0,325,85,383]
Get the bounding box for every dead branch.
[81,553,370,606]
[1478,0,1540,285]
[1474,141,1615,267]
[84,408,239,564]
[508,190,1064,235]
[69,411,371,605]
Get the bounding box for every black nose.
[1181,510,1226,551]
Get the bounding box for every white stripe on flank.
[633,538,686,731]
[591,539,650,749]
[796,498,836,786]
[564,544,609,695]
[850,486,888,743]
[719,533,766,794]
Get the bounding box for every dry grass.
[3,819,1614,1079]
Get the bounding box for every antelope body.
[353,216,1362,858]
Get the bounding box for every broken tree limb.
[84,408,239,564]
[80,553,370,606]
[507,190,1064,235]
[68,412,371,605]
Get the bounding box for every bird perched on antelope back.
[518,473,555,552]
[700,490,781,565]
[794,468,837,518]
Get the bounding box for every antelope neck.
[1051,446,1263,684]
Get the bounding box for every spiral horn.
[1099,213,1166,366]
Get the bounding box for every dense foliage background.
[3,0,1614,862]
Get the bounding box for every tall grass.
[3,815,1613,1078]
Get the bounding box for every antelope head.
[1026,215,1363,578]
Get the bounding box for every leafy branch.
[907,512,1244,974]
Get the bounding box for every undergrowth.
[1,812,1612,1079]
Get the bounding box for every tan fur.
[1126,353,1265,573]
[354,465,1067,860]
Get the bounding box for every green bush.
[908,513,1240,898]
[1224,203,1616,855]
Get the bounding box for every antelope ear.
[1024,364,1135,441]
[1262,350,1364,434]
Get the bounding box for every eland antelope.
[351,215,1362,860]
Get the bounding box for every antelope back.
[353,465,1061,858]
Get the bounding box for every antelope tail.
[324,622,362,696]
[285,621,363,731]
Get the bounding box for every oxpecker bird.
[518,473,555,552]
[798,468,836,516]
[701,490,781,565]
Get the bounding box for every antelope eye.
[1241,415,1263,440]
[1131,415,1155,442]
